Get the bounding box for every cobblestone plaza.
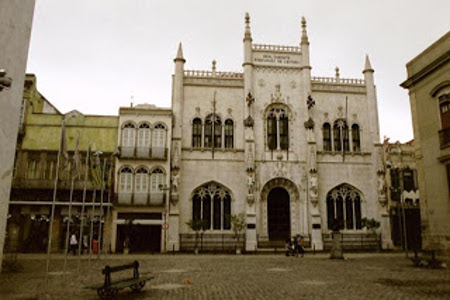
[0,253,448,299]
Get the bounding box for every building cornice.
[400,50,450,89]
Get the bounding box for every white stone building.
[112,104,172,253]
[169,14,392,252]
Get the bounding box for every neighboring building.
[8,74,118,253]
[401,31,450,256]
[0,0,36,271]
[111,104,172,253]
[383,139,421,251]
[170,14,392,252]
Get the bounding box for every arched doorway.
[267,187,290,241]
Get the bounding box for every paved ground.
[0,252,449,299]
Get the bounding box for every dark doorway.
[116,224,161,253]
[267,187,290,241]
[390,207,422,251]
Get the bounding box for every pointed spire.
[212,59,217,76]
[363,54,374,73]
[301,16,309,44]
[244,12,252,42]
[174,42,186,63]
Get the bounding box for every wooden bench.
[87,260,154,299]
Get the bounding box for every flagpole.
[77,143,90,273]
[97,158,107,260]
[212,91,216,159]
[88,188,96,271]
[343,96,348,162]
[63,175,75,281]
[45,117,65,290]
[104,158,113,263]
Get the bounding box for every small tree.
[231,214,246,252]
[361,218,380,232]
[362,217,381,251]
[186,219,206,254]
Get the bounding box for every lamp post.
[159,184,171,252]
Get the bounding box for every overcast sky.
[26,0,449,142]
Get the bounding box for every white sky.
[26,0,450,142]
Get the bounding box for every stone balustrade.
[184,70,243,78]
[312,76,365,85]
[252,44,301,53]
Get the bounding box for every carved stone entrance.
[267,187,290,241]
[260,177,300,242]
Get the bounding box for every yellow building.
[401,31,450,256]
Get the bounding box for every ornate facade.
[170,14,393,251]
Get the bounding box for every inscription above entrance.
[253,52,301,68]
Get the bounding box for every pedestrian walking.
[82,235,88,254]
[70,232,78,255]
[285,237,293,257]
[293,235,300,258]
[297,235,305,258]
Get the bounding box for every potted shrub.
[231,213,246,254]
[186,219,206,254]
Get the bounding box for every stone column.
[0,0,36,272]
[168,192,180,251]
[110,210,118,253]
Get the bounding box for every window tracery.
[266,106,289,151]
[326,184,362,230]
[192,183,231,230]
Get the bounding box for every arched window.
[135,167,149,193]
[192,118,202,148]
[192,183,231,230]
[150,168,165,193]
[224,119,234,149]
[204,114,221,148]
[326,185,362,230]
[214,116,222,148]
[204,116,212,148]
[351,124,361,152]
[439,93,450,129]
[323,123,332,151]
[266,107,289,151]
[439,93,450,148]
[280,114,289,150]
[119,167,133,193]
[333,119,349,152]
[267,113,277,150]
[137,123,151,147]
[121,122,136,148]
[152,124,166,158]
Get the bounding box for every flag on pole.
[90,151,103,188]
[60,122,69,173]
[72,132,81,180]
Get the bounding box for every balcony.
[136,146,150,158]
[117,192,165,206]
[119,146,168,160]
[439,127,450,148]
